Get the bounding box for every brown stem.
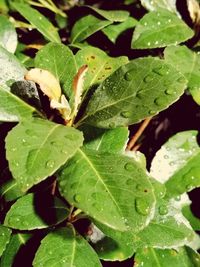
[127,117,152,151]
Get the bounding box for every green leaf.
[0,47,38,121]
[33,227,102,267]
[0,179,24,201]
[88,223,135,261]
[77,57,186,129]
[0,0,8,14]
[6,118,83,192]
[135,201,195,249]
[71,15,112,43]
[86,6,130,22]
[140,0,177,13]
[58,148,156,232]
[75,46,128,93]
[0,45,25,90]
[135,246,200,267]
[11,2,61,43]
[150,131,200,197]
[0,233,31,267]
[35,42,77,99]
[4,193,69,230]
[0,15,17,53]
[0,225,11,257]
[182,205,200,231]
[131,9,193,49]
[80,125,129,153]
[165,45,200,105]
[102,17,138,43]
[0,86,37,122]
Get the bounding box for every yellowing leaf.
[25,68,61,101]
[50,95,71,121]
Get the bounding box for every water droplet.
[74,194,82,203]
[154,97,165,106]
[165,88,174,95]
[22,138,29,146]
[11,147,17,152]
[147,42,151,46]
[155,41,159,45]
[177,76,185,83]
[164,155,169,159]
[157,21,161,25]
[175,195,181,201]
[186,184,193,191]
[26,129,37,138]
[61,149,68,154]
[153,66,165,76]
[124,162,134,171]
[8,215,21,225]
[124,70,134,81]
[126,179,135,186]
[13,161,19,167]
[46,160,55,168]
[149,110,156,115]
[143,74,154,83]
[135,198,150,216]
[168,19,172,23]
[109,122,115,128]
[159,205,168,215]
[169,161,174,166]
[121,111,131,118]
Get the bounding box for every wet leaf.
[58,148,156,232]
[0,15,17,53]
[33,227,102,267]
[71,15,112,43]
[0,225,11,256]
[150,131,200,197]
[11,2,61,43]
[78,57,186,128]
[0,233,31,267]
[165,45,200,105]
[132,9,193,49]
[4,193,69,230]
[6,118,83,192]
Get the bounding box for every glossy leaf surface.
[165,45,200,105]
[0,15,17,53]
[132,9,193,49]
[11,2,61,43]
[78,57,186,128]
[4,193,69,230]
[59,148,156,232]
[33,227,102,267]
[6,118,83,192]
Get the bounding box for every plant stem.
[127,117,152,150]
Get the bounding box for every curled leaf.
[25,68,61,101]
[71,65,88,118]
[50,94,71,121]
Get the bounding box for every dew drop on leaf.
[74,194,82,203]
[121,111,131,118]
[46,160,55,168]
[143,74,154,83]
[109,122,115,128]
[174,195,181,201]
[159,205,168,215]
[154,97,165,106]
[135,198,150,216]
[124,71,133,81]
[177,76,185,83]
[124,162,135,171]
[153,66,167,76]
[165,88,174,95]
[126,179,135,186]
